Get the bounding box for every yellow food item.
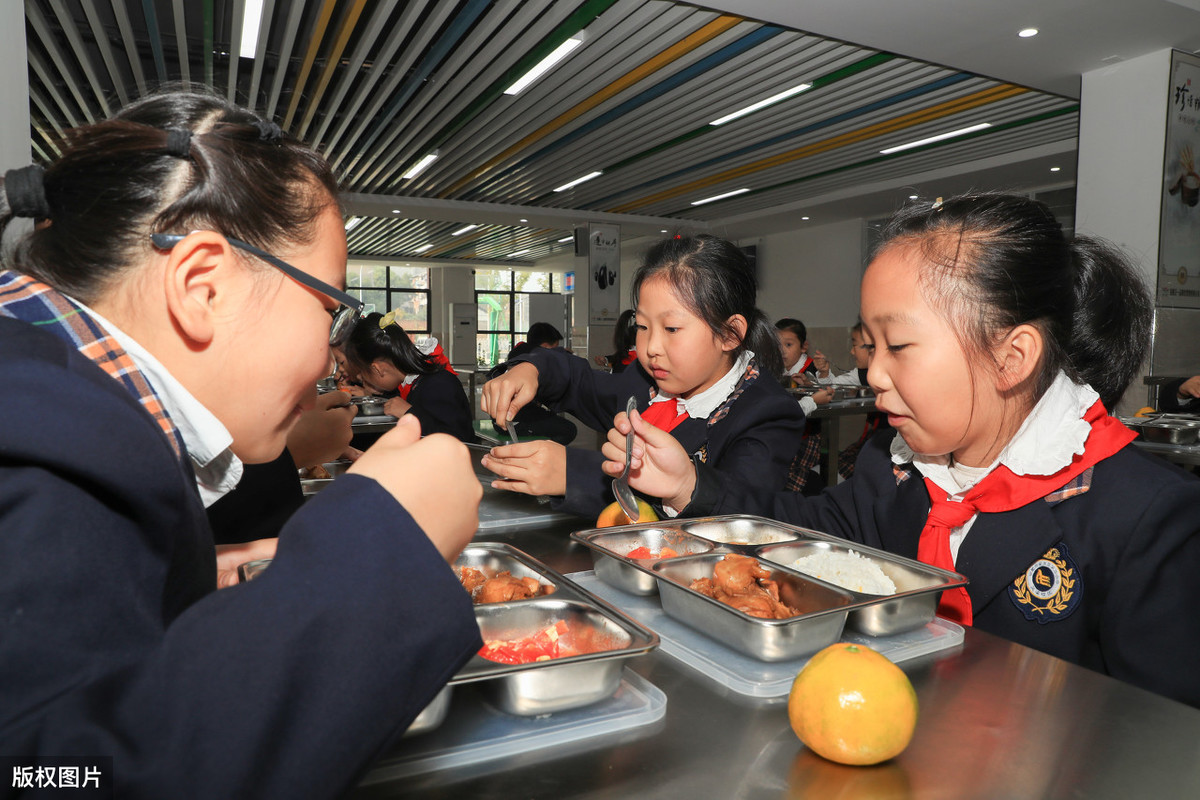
[788,643,918,766]
[595,498,658,527]
[1134,406,1156,417]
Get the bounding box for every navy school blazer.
[687,429,1200,707]
[0,318,481,797]
[511,346,806,519]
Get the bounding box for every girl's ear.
[721,314,748,352]
[160,231,235,346]
[995,323,1043,389]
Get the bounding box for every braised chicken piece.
[477,572,543,604]
[459,567,555,604]
[690,554,799,619]
[459,566,487,596]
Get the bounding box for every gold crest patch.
[1008,543,1082,623]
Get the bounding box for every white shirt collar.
[893,371,1099,496]
[648,350,753,420]
[784,356,809,377]
[73,301,243,508]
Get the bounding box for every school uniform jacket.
[404,367,476,443]
[513,347,806,519]
[687,429,1200,707]
[0,317,482,798]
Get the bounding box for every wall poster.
[1158,50,1200,308]
[587,222,620,324]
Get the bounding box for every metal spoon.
[506,419,519,444]
[611,396,639,523]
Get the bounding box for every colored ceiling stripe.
[661,105,1080,216]
[584,71,972,209]
[202,0,213,86]
[351,0,493,175]
[299,0,369,135]
[139,0,167,82]
[423,0,620,153]
[608,83,1029,213]
[464,23,786,200]
[440,14,746,197]
[282,0,337,130]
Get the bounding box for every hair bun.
[5,165,50,219]
[254,119,282,142]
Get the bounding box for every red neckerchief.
[641,398,689,433]
[918,399,1134,626]
[621,348,637,366]
[427,342,456,376]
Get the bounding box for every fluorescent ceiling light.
[414,244,433,253]
[402,151,439,180]
[509,249,531,257]
[557,236,574,243]
[554,171,603,192]
[1018,28,1039,38]
[504,36,584,95]
[801,216,810,221]
[691,188,750,206]
[1050,166,1061,172]
[709,83,813,126]
[451,224,478,236]
[239,0,265,59]
[879,123,992,154]
[344,216,363,232]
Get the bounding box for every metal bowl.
[651,554,854,661]
[681,517,802,547]
[351,395,388,416]
[1138,419,1200,445]
[757,540,967,636]
[575,528,715,596]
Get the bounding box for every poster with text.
[588,223,621,324]
[1158,51,1200,308]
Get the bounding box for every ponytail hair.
[2,85,338,304]
[632,234,783,378]
[875,192,1151,409]
[344,312,438,376]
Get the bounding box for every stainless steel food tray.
[467,445,582,532]
[571,515,968,646]
[455,543,558,603]
[447,543,658,717]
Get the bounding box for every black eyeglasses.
[150,232,364,346]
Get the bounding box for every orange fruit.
[1134,406,1156,417]
[788,643,918,766]
[595,498,658,527]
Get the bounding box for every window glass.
[474,269,512,291]
[347,264,387,288]
[387,291,428,331]
[477,293,511,331]
[350,288,387,316]
[344,264,429,332]
[514,271,551,292]
[477,333,512,367]
[389,266,429,290]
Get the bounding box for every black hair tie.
[254,119,282,142]
[5,165,50,219]
[165,127,193,159]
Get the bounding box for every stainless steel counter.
[352,519,1200,799]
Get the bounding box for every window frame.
[345,264,431,334]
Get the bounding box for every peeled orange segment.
[788,643,918,765]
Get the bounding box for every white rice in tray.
[792,549,897,595]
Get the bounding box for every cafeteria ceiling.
[24,0,1200,266]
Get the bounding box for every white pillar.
[0,2,30,170]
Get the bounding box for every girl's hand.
[383,395,411,418]
[481,441,567,496]
[480,362,539,430]
[601,409,696,511]
[813,387,835,405]
[349,415,480,562]
[287,391,356,469]
[1178,376,1200,399]
[812,350,830,378]
[216,538,278,589]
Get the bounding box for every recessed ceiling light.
[414,244,433,253]
[660,229,668,233]
[451,224,478,236]
[801,216,810,221]
[344,217,363,232]
[691,188,750,206]
[392,209,402,214]
[519,218,528,223]
[709,83,813,126]
[880,123,992,154]
[509,249,531,257]
[1050,166,1061,172]
[1018,28,1039,38]
[239,0,265,58]
[402,151,439,180]
[554,171,603,192]
[504,36,585,95]
[908,195,919,200]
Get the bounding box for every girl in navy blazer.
[606,193,1200,707]
[481,234,805,520]
[344,311,476,443]
[0,90,483,796]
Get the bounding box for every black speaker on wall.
[574,226,588,257]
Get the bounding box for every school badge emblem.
[1009,543,1081,623]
